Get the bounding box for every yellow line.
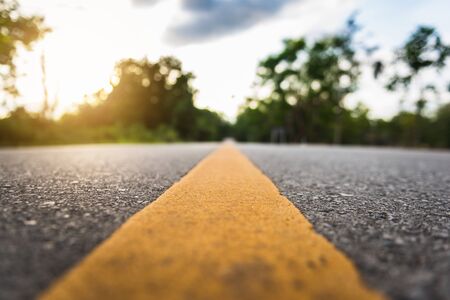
[40,144,385,300]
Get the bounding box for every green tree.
[0,0,49,97]
[376,26,450,145]
[236,18,360,143]
[60,56,228,142]
[433,103,450,147]
[340,103,371,144]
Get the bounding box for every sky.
[10,0,450,120]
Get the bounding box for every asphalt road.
[0,144,217,300]
[1,143,449,300]
[241,144,450,300]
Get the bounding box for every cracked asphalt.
[0,144,216,300]
[241,144,450,300]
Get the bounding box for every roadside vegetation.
[234,20,450,148]
[0,57,231,145]
[0,1,449,147]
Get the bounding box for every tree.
[103,57,196,132]
[375,26,450,145]
[236,18,360,143]
[61,56,228,141]
[0,0,49,97]
[433,103,450,148]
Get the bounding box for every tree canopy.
[236,19,360,143]
[234,21,450,148]
[0,11,449,148]
[0,0,48,97]
[60,57,229,142]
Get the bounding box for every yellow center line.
[40,144,385,300]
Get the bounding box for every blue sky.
[11,0,450,119]
[359,0,450,46]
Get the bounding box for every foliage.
[0,107,182,145]
[0,56,230,145]
[385,26,450,87]
[234,22,450,148]
[61,56,230,142]
[0,0,49,97]
[382,26,450,101]
[372,26,450,145]
[1,15,449,148]
[235,18,360,143]
[433,103,450,148]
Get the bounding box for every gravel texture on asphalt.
[0,144,216,300]
[241,144,450,300]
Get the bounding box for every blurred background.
[0,0,449,147]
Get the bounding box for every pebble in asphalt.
[241,144,450,300]
[0,144,216,300]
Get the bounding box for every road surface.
[241,144,450,300]
[0,143,449,299]
[0,144,216,300]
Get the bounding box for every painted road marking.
[41,144,385,300]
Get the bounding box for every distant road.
[1,144,449,300]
